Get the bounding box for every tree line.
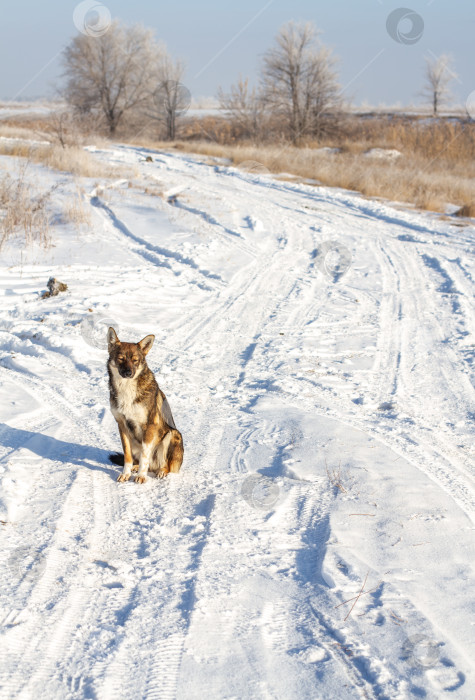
[62,21,188,139]
[61,19,459,144]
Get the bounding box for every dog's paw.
[134,475,147,484]
[157,468,169,479]
[117,473,131,483]
[131,464,139,473]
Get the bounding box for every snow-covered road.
[0,144,474,699]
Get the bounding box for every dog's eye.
[132,357,139,364]
[117,356,124,361]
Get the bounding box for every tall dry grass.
[63,186,92,229]
[0,139,123,178]
[134,117,475,214]
[0,163,54,249]
[1,110,474,215]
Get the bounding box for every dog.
[107,327,184,483]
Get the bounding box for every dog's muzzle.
[120,368,134,378]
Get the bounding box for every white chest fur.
[110,366,148,426]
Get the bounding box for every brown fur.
[107,327,184,483]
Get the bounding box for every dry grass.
[2,110,474,215]
[454,203,475,218]
[132,117,475,215]
[0,134,134,180]
[33,145,117,178]
[0,163,54,250]
[63,187,92,228]
[162,140,474,214]
[0,123,45,141]
[326,460,347,493]
[143,185,165,198]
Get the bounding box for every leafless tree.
[62,22,164,135]
[421,54,457,116]
[45,109,79,148]
[145,56,190,140]
[261,21,341,144]
[217,76,265,140]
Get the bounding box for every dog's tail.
[109,452,124,466]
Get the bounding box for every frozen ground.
[0,101,56,121]
[0,143,474,699]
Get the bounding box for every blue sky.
[1,0,474,107]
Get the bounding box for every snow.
[0,142,474,699]
[364,148,403,160]
[313,146,341,156]
[0,102,56,121]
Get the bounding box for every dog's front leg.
[156,431,172,479]
[117,421,133,482]
[135,423,157,484]
[135,441,152,484]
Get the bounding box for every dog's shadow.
[0,422,118,480]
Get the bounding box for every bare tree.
[62,22,164,135]
[261,21,341,144]
[44,108,81,148]
[421,54,457,116]
[217,76,265,140]
[145,56,190,140]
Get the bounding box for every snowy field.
[0,143,474,699]
[0,102,55,120]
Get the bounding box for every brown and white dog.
[107,327,184,483]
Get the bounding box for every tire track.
[96,174,320,699]
[90,195,224,290]
[0,362,124,699]
[361,236,475,515]
[2,142,473,698]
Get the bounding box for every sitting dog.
[107,327,184,483]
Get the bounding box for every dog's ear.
[138,334,155,356]
[107,327,119,351]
